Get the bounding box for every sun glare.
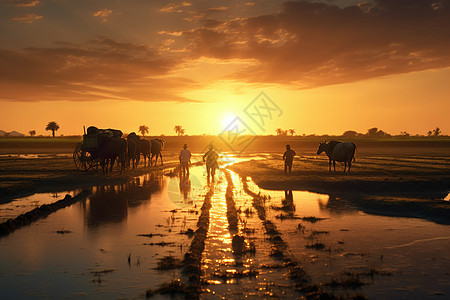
[221,112,237,129]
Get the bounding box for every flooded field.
[0,155,449,299]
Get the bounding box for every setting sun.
[221,112,238,129]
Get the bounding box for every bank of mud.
[0,155,179,203]
[229,158,450,225]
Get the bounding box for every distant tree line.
[343,127,443,137]
[271,127,445,138]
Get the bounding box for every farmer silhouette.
[203,145,219,182]
[179,144,191,176]
[283,144,296,173]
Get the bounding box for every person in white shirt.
[179,144,191,176]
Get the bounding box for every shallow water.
[247,186,450,299]
[0,190,82,223]
[0,159,449,299]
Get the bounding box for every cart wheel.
[73,146,94,171]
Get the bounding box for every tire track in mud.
[0,190,91,237]
[240,175,290,261]
[224,172,305,298]
[182,187,214,294]
[147,185,214,299]
[239,175,343,299]
[199,171,264,298]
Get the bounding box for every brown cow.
[99,137,127,174]
[150,138,165,166]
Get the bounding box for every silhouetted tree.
[29,130,36,137]
[174,125,185,136]
[342,130,358,138]
[139,125,149,136]
[433,127,441,136]
[400,131,409,136]
[276,128,286,136]
[45,121,60,138]
[288,129,296,136]
[427,130,433,136]
[367,127,379,137]
[366,127,389,137]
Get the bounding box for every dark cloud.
[12,13,42,23]
[0,37,199,102]
[181,0,450,87]
[8,0,40,7]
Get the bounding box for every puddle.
[249,181,450,299]
[0,159,449,299]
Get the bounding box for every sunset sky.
[1,0,449,136]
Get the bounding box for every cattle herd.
[84,127,357,175]
[84,126,165,174]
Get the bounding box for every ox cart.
[73,127,123,172]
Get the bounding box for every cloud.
[93,9,113,22]
[0,37,200,102]
[8,0,40,7]
[179,0,450,88]
[160,2,191,13]
[12,13,43,23]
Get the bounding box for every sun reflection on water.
[203,177,236,279]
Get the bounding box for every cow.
[150,138,165,166]
[127,132,141,169]
[139,139,151,167]
[99,137,127,174]
[317,140,356,173]
[127,138,139,169]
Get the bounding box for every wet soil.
[229,152,450,225]
[0,149,449,299]
[0,153,180,203]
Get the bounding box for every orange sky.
[1,0,449,136]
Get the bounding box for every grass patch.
[301,216,328,223]
[156,256,183,270]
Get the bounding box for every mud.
[0,152,449,299]
[0,190,91,237]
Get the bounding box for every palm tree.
[174,125,185,136]
[433,127,441,136]
[275,128,284,136]
[29,130,36,137]
[45,121,60,138]
[139,125,149,136]
[288,129,296,136]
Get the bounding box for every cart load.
[73,126,124,171]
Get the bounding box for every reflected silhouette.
[179,175,191,201]
[87,185,128,227]
[282,190,295,212]
[85,172,164,228]
[317,194,358,214]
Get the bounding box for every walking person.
[283,144,296,173]
[203,145,219,182]
[179,144,191,176]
